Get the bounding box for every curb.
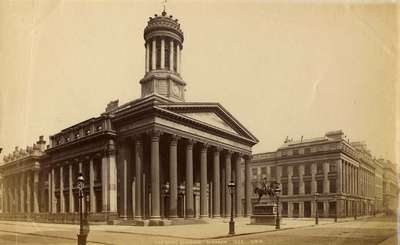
[0,229,113,245]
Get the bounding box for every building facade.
[251,130,396,218]
[0,10,258,224]
[381,160,398,215]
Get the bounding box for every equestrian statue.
[254,178,280,203]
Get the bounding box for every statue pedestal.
[250,203,277,225]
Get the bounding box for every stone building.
[0,10,258,224]
[381,160,398,215]
[250,130,396,218]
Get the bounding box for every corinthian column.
[213,147,221,217]
[185,139,194,218]
[134,137,143,219]
[224,151,232,217]
[169,134,178,218]
[200,143,208,218]
[150,130,161,219]
[235,153,242,216]
[244,155,252,216]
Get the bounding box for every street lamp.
[228,180,236,235]
[76,173,87,245]
[273,181,281,230]
[354,200,357,220]
[314,193,320,225]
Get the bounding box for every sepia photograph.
[0,0,398,244]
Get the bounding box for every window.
[293,182,299,195]
[270,166,276,177]
[282,182,288,195]
[317,180,323,194]
[261,167,267,175]
[317,163,323,174]
[329,180,336,193]
[282,202,288,216]
[329,162,337,173]
[329,202,337,217]
[304,148,311,154]
[282,166,288,177]
[251,168,258,176]
[293,166,299,177]
[304,164,311,176]
[293,149,299,155]
[282,151,288,157]
[305,181,311,194]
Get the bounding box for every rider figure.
[262,177,268,191]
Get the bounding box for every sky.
[0,1,398,164]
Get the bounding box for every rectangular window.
[282,166,288,177]
[317,180,323,194]
[304,148,311,154]
[270,166,276,177]
[304,164,311,176]
[293,149,299,155]
[305,181,311,194]
[317,163,323,175]
[282,202,288,216]
[293,166,299,176]
[293,182,299,195]
[282,182,288,195]
[282,150,288,157]
[252,168,258,176]
[329,162,337,173]
[329,180,336,193]
[261,167,267,175]
[329,202,337,217]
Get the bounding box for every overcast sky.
[0,1,398,163]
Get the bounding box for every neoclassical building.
[251,130,396,218]
[0,10,258,224]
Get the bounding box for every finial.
[163,0,167,13]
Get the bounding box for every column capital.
[200,142,209,152]
[147,129,162,140]
[214,146,223,153]
[170,134,180,145]
[185,138,195,146]
[224,150,233,157]
[234,152,244,158]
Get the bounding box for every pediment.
[157,103,258,144]
[180,111,238,135]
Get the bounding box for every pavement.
[0,215,396,245]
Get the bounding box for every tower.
[140,10,185,101]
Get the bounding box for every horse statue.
[254,180,279,203]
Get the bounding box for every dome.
[144,11,184,44]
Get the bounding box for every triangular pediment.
[180,111,239,135]
[157,102,259,144]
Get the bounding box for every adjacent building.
[381,160,398,215]
[0,10,258,224]
[251,130,397,218]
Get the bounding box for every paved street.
[0,215,396,245]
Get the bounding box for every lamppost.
[228,180,236,235]
[178,183,186,217]
[271,181,281,230]
[162,182,170,218]
[76,173,87,245]
[354,199,357,220]
[314,193,319,225]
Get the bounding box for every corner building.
[0,11,258,224]
[251,130,395,218]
